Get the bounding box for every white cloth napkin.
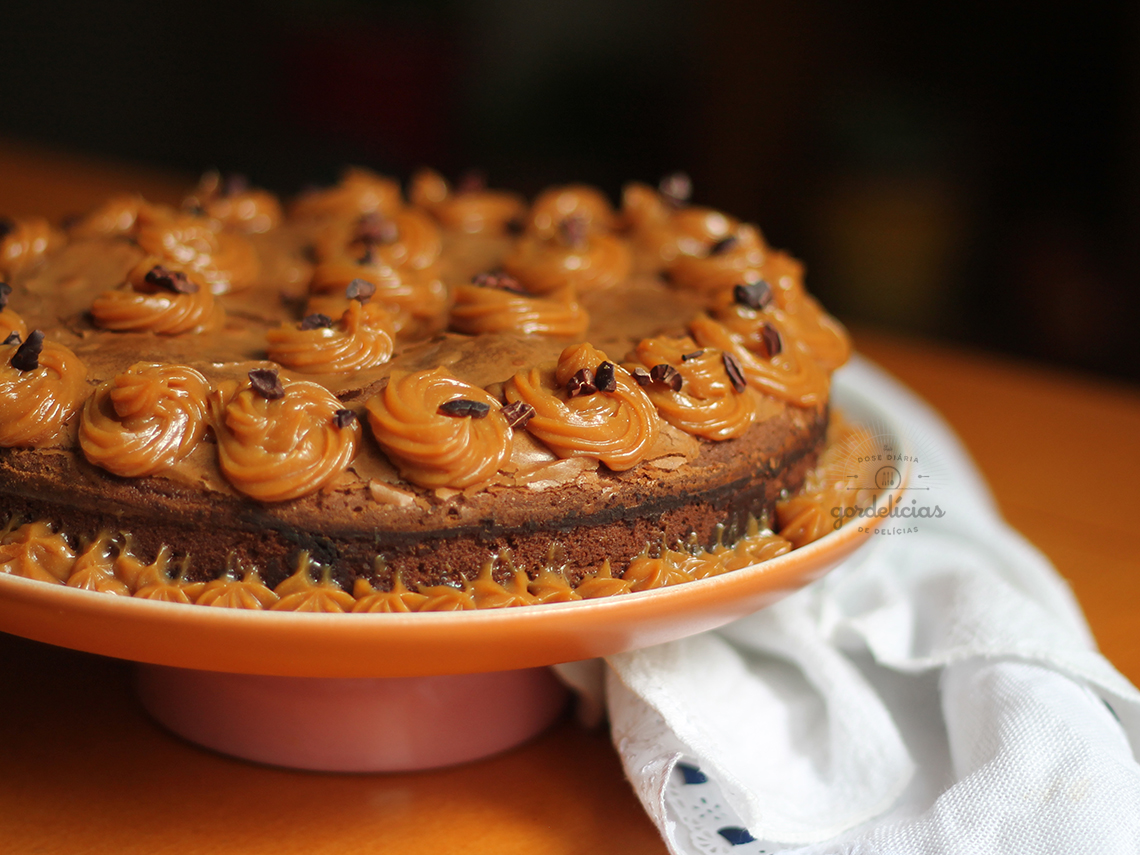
[558,356,1140,854]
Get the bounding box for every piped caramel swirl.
[502,229,632,295]
[267,300,394,373]
[211,373,361,502]
[79,363,210,478]
[0,217,65,278]
[0,521,76,584]
[410,168,526,234]
[0,308,27,341]
[667,218,768,294]
[91,259,222,334]
[66,194,149,239]
[365,368,512,489]
[505,342,659,471]
[309,259,447,337]
[450,282,589,337]
[624,335,757,440]
[135,206,259,294]
[290,167,404,222]
[0,335,88,447]
[526,185,617,239]
[313,208,442,271]
[689,313,828,407]
[183,171,283,234]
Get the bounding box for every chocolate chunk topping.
[733,280,773,311]
[144,265,199,295]
[355,212,398,245]
[456,169,487,194]
[595,361,617,393]
[658,172,692,206]
[345,278,376,302]
[300,313,334,330]
[10,329,44,372]
[501,400,536,430]
[0,281,10,310]
[332,408,357,429]
[650,363,683,392]
[759,323,783,358]
[708,234,738,256]
[566,367,597,398]
[472,270,528,295]
[438,398,491,418]
[722,352,747,392]
[559,216,589,250]
[0,219,13,241]
[248,368,285,400]
[3,331,21,345]
[631,367,652,386]
[681,349,705,362]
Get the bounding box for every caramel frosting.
[351,575,429,612]
[134,206,259,294]
[0,335,88,447]
[689,313,829,407]
[309,259,448,337]
[211,373,361,502]
[129,546,205,603]
[290,167,404,222]
[450,282,589,338]
[410,168,526,234]
[196,565,280,609]
[365,368,512,489]
[622,183,741,271]
[266,300,394,374]
[502,229,632,295]
[624,334,757,440]
[668,220,768,294]
[271,555,356,612]
[90,259,223,334]
[416,583,477,611]
[66,194,149,240]
[66,533,130,595]
[0,520,75,584]
[0,217,65,279]
[712,293,852,374]
[79,362,210,478]
[526,185,618,239]
[182,171,283,234]
[0,308,27,341]
[313,208,442,272]
[506,342,660,471]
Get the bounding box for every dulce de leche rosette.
[79,363,210,477]
[66,194,150,240]
[624,335,757,441]
[90,259,223,335]
[409,168,526,235]
[290,167,404,222]
[312,208,442,271]
[309,260,447,337]
[667,218,770,295]
[211,370,361,502]
[711,285,852,373]
[182,171,282,234]
[0,331,88,447]
[0,216,65,279]
[266,300,394,373]
[526,185,618,239]
[450,277,589,337]
[501,222,632,295]
[689,313,828,408]
[134,206,259,294]
[505,342,660,471]
[365,369,512,489]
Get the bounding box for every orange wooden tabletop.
[1,139,1137,854]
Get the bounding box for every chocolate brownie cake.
[0,169,853,611]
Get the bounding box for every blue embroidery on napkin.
[717,826,756,845]
[676,762,709,785]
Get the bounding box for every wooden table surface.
[1,138,1137,854]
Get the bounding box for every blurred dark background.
[2,0,1138,379]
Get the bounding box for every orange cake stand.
[0,383,903,771]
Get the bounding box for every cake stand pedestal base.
[135,664,570,772]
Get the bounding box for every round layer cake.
[0,169,852,610]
